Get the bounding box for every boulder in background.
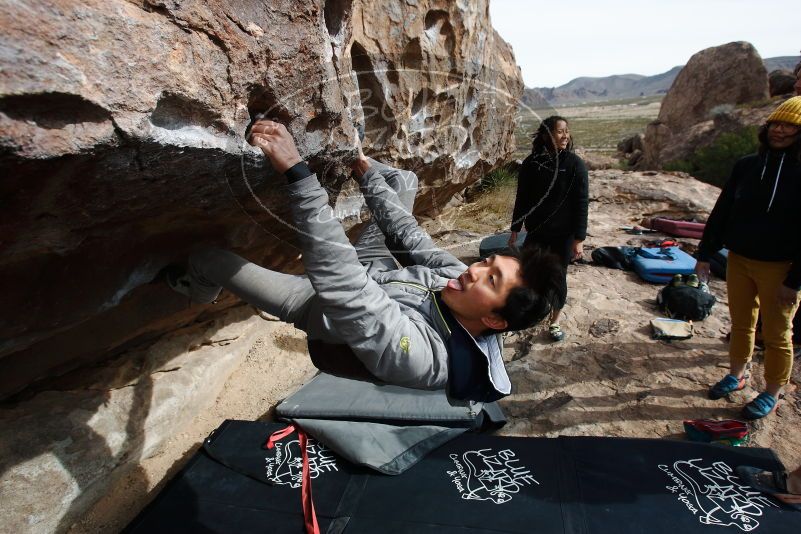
[637,41,769,170]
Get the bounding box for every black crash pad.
[126,420,800,533]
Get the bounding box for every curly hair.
[531,115,574,155]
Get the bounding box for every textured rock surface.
[0,0,522,398]
[0,305,317,534]
[637,42,770,170]
[348,0,523,213]
[656,42,768,131]
[574,147,619,170]
[639,103,775,171]
[769,69,797,96]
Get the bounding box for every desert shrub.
[709,104,734,118]
[662,159,695,174]
[664,126,759,187]
[475,165,517,192]
[458,165,519,227]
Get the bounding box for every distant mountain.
[524,67,681,108]
[764,55,800,72]
[519,87,552,109]
[525,55,800,107]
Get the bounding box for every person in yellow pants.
[696,96,801,419]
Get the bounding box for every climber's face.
[442,255,523,333]
[550,120,570,151]
[767,121,800,149]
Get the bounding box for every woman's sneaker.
[741,392,778,420]
[708,374,746,400]
[548,324,565,342]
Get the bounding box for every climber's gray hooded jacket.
[285,161,511,402]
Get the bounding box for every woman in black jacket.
[508,115,589,341]
[697,96,801,419]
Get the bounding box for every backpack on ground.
[656,275,716,321]
[590,246,639,270]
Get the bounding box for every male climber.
[167,119,566,402]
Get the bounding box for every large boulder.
[657,41,768,131]
[638,121,672,169]
[769,69,797,96]
[637,42,769,170]
[617,132,645,167]
[347,1,523,213]
[638,103,775,175]
[617,133,644,155]
[0,0,523,398]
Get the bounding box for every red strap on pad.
[265,425,320,534]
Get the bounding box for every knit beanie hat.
[767,96,801,126]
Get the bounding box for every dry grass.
[452,181,517,234]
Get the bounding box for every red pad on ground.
[650,218,705,239]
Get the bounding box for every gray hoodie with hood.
[285,161,511,400]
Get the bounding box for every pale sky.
[489,0,799,87]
